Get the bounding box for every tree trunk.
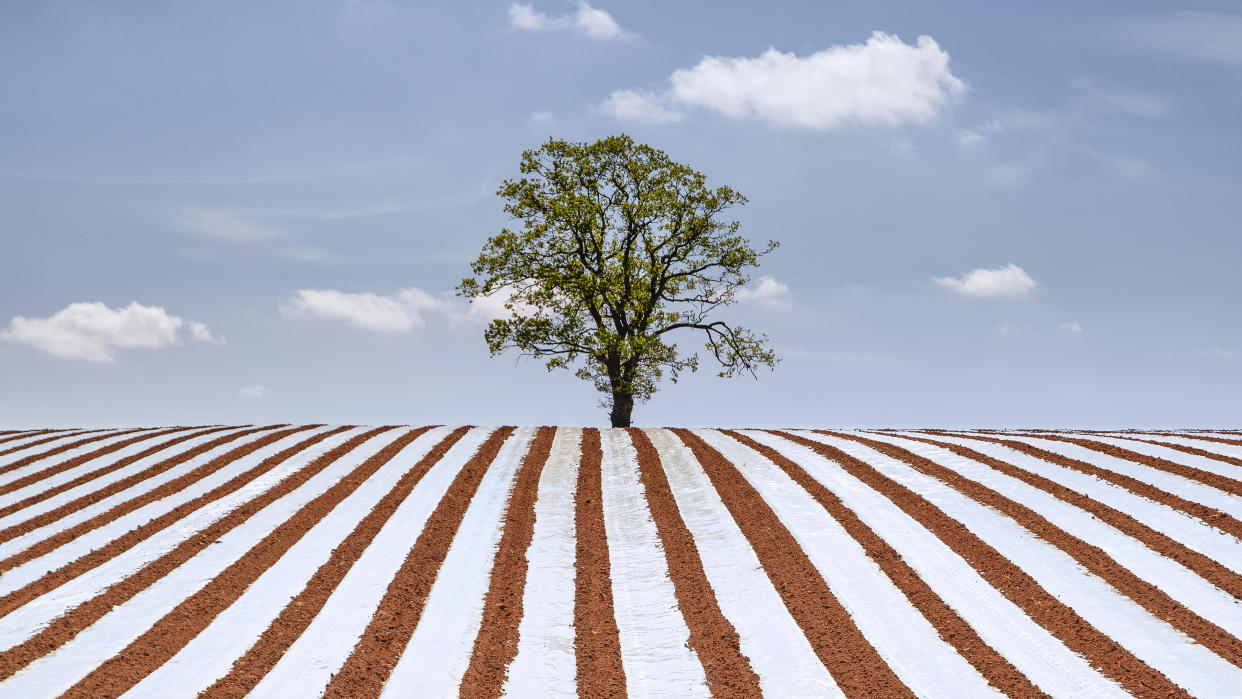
[609,391,634,428]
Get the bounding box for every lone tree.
[458,134,779,427]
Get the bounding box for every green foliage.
[457,134,779,420]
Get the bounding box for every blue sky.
[1,0,1239,428]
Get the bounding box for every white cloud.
[934,263,1038,300]
[957,120,1002,147]
[530,110,555,123]
[734,276,790,308]
[281,288,453,333]
[604,32,965,129]
[1070,77,1169,117]
[1,301,217,362]
[508,2,628,40]
[188,321,224,344]
[240,384,266,398]
[1058,321,1083,333]
[599,90,684,123]
[178,206,283,243]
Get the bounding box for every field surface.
[0,426,1239,698]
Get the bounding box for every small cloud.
[281,288,452,333]
[934,263,1038,300]
[1070,77,1170,117]
[734,276,790,308]
[1,301,217,362]
[599,90,684,123]
[1058,321,1083,333]
[886,138,915,156]
[956,120,1002,147]
[607,32,965,129]
[178,206,283,243]
[240,384,266,399]
[530,111,555,123]
[282,247,339,264]
[508,2,629,40]
[1196,348,1240,359]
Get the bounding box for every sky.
[1,0,1239,428]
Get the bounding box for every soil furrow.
[1008,433,1242,497]
[880,432,1242,600]
[0,426,320,585]
[0,426,239,522]
[1108,435,1242,469]
[60,426,420,698]
[628,429,762,697]
[571,428,627,699]
[0,430,99,458]
[0,429,150,475]
[0,426,275,546]
[198,426,464,699]
[930,431,1242,541]
[775,430,1187,698]
[0,425,342,669]
[321,427,515,698]
[0,430,64,447]
[829,431,1242,669]
[726,430,1043,697]
[1166,433,1242,447]
[0,427,199,498]
[672,429,912,699]
[457,426,556,699]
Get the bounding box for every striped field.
[0,425,1240,697]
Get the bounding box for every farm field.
[0,425,1239,697]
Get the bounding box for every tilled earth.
[0,425,1239,697]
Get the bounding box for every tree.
[457,134,779,427]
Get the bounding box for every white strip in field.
[384,427,538,697]
[860,432,1242,640]
[730,430,1120,699]
[0,426,387,698]
[0,429,150,486]
[502,427,581,699]
[909,432,1242,574]
[652,429,841,699]
[1068,434,1242,480]
[0,430,93,457]
[124,426,458,698]
[247,427,495,698]
[1108,433,1242,460]
[0,426,343,604]
[997,435,1242,519]
[598,428,711,699]
[0,426,280,560]
[800,431,1242,698]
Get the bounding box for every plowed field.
[0,425,1239,697]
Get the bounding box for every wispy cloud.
[957,120,1003,147]
[509,2,629,40]
[1058,321,1083,333]
[934,263,1038,300]
[1070,77,1169,117]
[602,31,965,129]
[281,286,535,333]
[240,384,266,398]
[734,276,791,308]
[178,206,284,243]
[1,301,218,362]
[1117,11,1242,66]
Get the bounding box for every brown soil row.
[0,426,321,585]
[0,426,277,547]
[931,432,1242,541]
[672,429,913,698]
[884,433,1242,601]
[776,431,1186,698]
[830,432,1242,669]
[0,429,99,457]
[199,426,462,699]
[62,427,422,697]
[1166,433,1242,447]
[0,426,341,667]
[629,429,763,698]
[458,427,556,698]
[572,429,627,698]
[1009,433,1242,498]
[0,427,195,499]
[0,430,68,448]
[0,426,239,522]
[0,428,151,475]
[1109,434,1242,469]
[322,427,516,698]
[727,431,1043,697]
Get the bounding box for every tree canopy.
[458,134,779,427]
